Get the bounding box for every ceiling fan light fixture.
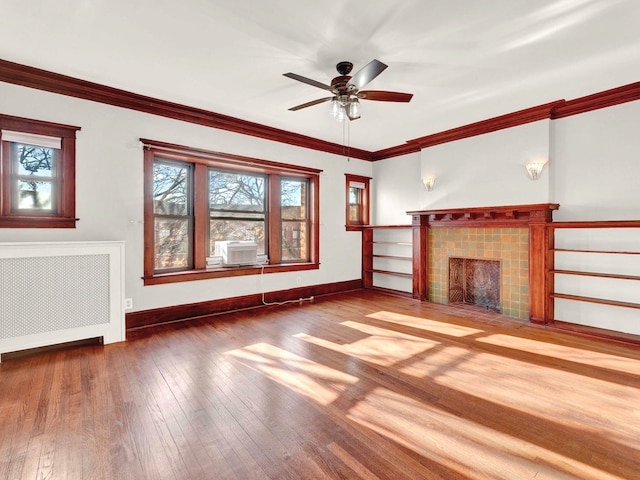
[330,97,345,122]
[347,97,361,120]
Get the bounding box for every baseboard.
[126,279,362,330]
[539,321,640,347]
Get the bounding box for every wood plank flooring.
[1,290,640,479]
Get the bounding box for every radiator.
[0,241,125,360]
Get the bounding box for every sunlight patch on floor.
[226,342,358,405]
[366,310,484,337]
[295,320,439,367]
[347,387,625,480]
[476,334,640,375]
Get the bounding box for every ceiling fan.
[283,59,413,121]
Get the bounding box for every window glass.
[11,143,58,212]
[209,169,266,255]
[153,160,192,270]
[281,178,308,261]
[348,185,362,223]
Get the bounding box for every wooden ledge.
[407,203,559,227]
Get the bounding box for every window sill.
[0,216,79,228]
[143,262,319,285]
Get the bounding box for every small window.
[0,114,80,228]
[345,174,370,230]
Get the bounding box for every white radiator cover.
[0,241,125,359]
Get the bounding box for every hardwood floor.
[1,290,640,479]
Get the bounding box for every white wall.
[372,101,640,335]
[371,151,421,225]
[551,101,640,221]
[420,120,551,210]
[0,82,372,312]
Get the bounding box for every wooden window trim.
[0,114,80,228]
[345,173,371,231]
[143,139,321,285]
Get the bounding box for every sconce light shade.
[422,175,436,191]
[525,157,549,180]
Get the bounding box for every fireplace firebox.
[449,258,501,311]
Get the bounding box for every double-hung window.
[0,114,80,228]
[143,139,320,284]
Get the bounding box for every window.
[345,174,370,230]
[0,114,80,228]
[143,139,321,284]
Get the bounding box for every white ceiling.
[2,0,640,152]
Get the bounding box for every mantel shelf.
[408,203,559,227]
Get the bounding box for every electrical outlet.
[124,298,133,310]
[296,276,302,285]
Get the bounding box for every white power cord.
[260,265,314,306]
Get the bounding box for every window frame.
[142,139,321,285]
[345,174,371,231]
[0,114,80,228]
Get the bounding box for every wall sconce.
[422,175,436,191]
[525,157,548,180]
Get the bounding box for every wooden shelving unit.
[549,221,640,319]
[362,226,413,294]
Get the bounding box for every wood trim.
[362,228,373,289]
[126,279,363,330]
[0,58,372,161]
[553,81,640,118]
[407,203,559,227]
[552,293,640,310]
[541,320,640,347]
[141,138,324,175]
[372,81,640,161]
[370,142,421,161]
[550,220,640,229]
[143,262,319,285]
[412,215,429,301]
[371,102,565,160]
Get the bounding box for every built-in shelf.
[552,270,640,281]
[551,293,640,310]
[373,241,412,246]
[363,225,414,295]
[373,254,412,261]
[368,269,413,279]
[553,248,640,255]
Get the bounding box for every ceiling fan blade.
[358,90,413,102]
[288,97,334,111]
[283,72,334,92]
[350,59,388,90]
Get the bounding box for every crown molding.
[1,58,638,163]
[372,81,640,160]
[371,101,564,161]
[0,58,373,161]
[552,81,640,118]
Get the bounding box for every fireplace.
[408,204,559,322]
[449,258,501,311]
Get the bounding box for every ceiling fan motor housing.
[336,61,353,75]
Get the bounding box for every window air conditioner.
[214,241,258,266]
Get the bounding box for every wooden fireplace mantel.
[407,203,559,227]
[407,203,559,324]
